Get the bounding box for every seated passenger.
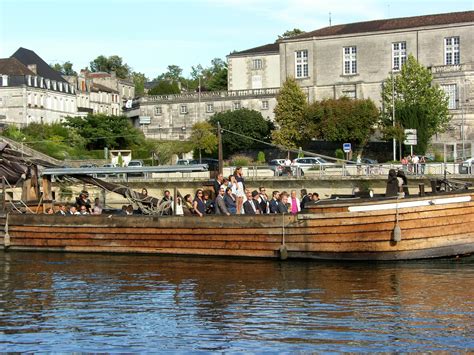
[224,187,237,214]
[183,194,194,216]
[385,169,399,197]
[397,170,409,196]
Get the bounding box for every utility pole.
[217,121,223,175]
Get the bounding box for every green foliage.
[89,55,131,79]
[256,151,266,164]
[306,97,379,146]
[335,149,344,160]
[50,61,76,76]
[64,114,144,150]
[209,108,274,157]
[3,126,26,141]
[148,81,181,95]
[132,72,147,96]
[272,77,308,148]
[231,155,251,167]
[150,140,193,165]
[190,122,218,161]
[381,54,450,154]
[278,28,305,39]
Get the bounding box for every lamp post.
[391,69,396,162]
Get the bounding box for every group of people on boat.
[46,190,103,215]
[171,168,320,216]
[385,169,410,197]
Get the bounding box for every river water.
[0,251,473,352]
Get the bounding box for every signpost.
[404,129,417,156]
[343,143,351,161]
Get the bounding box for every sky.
[0,0,472,79]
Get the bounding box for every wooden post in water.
[217,121,223,176]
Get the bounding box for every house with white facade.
[0,48,77,127]
[135,10,473,145]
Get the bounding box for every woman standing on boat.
[234,167,245,214]
[193,189,206,217]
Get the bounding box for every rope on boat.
[2,178,35,214]
[279,213,288,260]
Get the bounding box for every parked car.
[292,157,335,170]
[177,159,192,165]
[79,163,98,168]
[460,157,474,174]
[269,159,286,176]
[350,157,378,165]
[127,160,145,177]
[269,159,304,176]
[190,158,219,171]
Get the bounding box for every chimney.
[27,64,37,74]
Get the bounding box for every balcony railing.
[144,87,280,103]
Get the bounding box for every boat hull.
[2,192,474,260]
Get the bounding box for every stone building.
[134,10,473,147]
[0,48,77,127]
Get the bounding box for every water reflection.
[0,251,473,352]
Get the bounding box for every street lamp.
[391,69,396,162]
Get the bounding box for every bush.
[231,155,251,167]
[256,151,265,164]
[335,148,344,160]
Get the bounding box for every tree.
[190,122,218,162]
[209,109,274,157]
[131,72,147,96]
[157,65,183,81]
[50,61,77,76]
[381,54,450,154]
[148,81,181,95]
[272,77,308,148]
[89,55,131,79]
[278,28,305,40]
[306,97,380,147]
[64,114,144,150]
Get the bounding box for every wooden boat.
[0,142,473,261]
[1,190,474,261]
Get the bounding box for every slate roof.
[0,57,35,76]
[290,11,474,40]
[11,47,68,83]
[229,42,280,57]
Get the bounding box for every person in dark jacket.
[300,189,311,210]
[243,190,262,215]
[224,187,237,214]
[385,169,399,197]
[269,191,280,213]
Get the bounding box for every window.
[155,106,162,115]
[206,103,214,113]
[180,105,188,114]
[295,50,308,78]
[261,100,269,110]
[445,37,460,65]
[233,102,241,110]
[252,59,263,70]
[392,42,407,71]
[441,84,457,109]
[46,79,51,89]
[343,46,357,75]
